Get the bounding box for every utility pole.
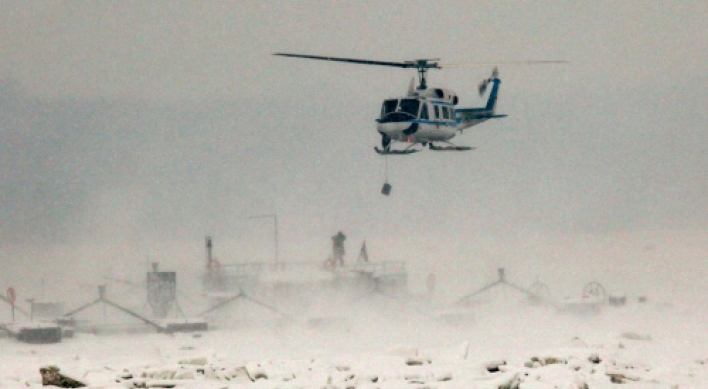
[27,299,35,322]
[205,236,213,269]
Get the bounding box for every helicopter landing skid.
[374,147,420,155]
[429,144,475,151]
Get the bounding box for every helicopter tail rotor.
[477,81,488,96]
[478,67,499,96]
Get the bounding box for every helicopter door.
[433,105,440,128]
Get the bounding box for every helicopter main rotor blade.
[440,60,568,68]
[274,53,433,69]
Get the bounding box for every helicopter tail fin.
[484,78,501,113]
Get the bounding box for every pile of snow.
[2,300,708,388]
[3,332,707,388]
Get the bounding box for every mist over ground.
[1,1,707,312]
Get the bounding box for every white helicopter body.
[375,80,505,153]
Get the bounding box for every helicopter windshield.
[399,99,420,117]
[381,100,398,117]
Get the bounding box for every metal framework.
[458,268,553,306]
[197,288,285,318]
[63,286,169,333]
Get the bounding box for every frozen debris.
[126,379,147,387]
[264,367,296,382]
[40,366,86,388]
[433,371,452,381]
[344,373,378,384]
[145,379,178,388]
[177,356,208,365]
[605,368,641,383]
[405,356,432,366]
[524,357,568,369]
[564,356,586,372]
[620,332,652,341]
[523,364,590,389]
[206,365,252,383]
[404,372,425,383]
[607,358,652,373]
[332,371,356,383]
[599,357,654,383]
[245,362,268,380]
[172,365,198,380]
[525,356,567,367]
[484,359,507,373]
[141,366,178,380]
[480,364,591,389]
[226,366,253,383]
[486,372,520,389]
[587,353,601,364]
[334,364,351,371]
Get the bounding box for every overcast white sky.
[1,1,706,302]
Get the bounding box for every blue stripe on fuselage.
[430,101,454,106]
[392,119,459,126]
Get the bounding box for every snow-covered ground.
[2,294,707,389]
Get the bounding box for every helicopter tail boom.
[455,77,505,125]
[485,78,501,112]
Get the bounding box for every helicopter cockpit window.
[399,99,420,117]
[442,106,450,120]
[433,105,440,119]
[381,100,398,117]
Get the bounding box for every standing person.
[332,231,346,266]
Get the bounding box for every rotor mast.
[417,67,428,90]
[414,60,436,90]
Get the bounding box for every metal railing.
[217,260,407,276]
[219,261,321,275]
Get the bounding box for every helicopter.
[274,53,565,154]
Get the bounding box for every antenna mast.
[206,236,213,270]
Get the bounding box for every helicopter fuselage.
[376,98,459,143]
[375,80,505,151]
